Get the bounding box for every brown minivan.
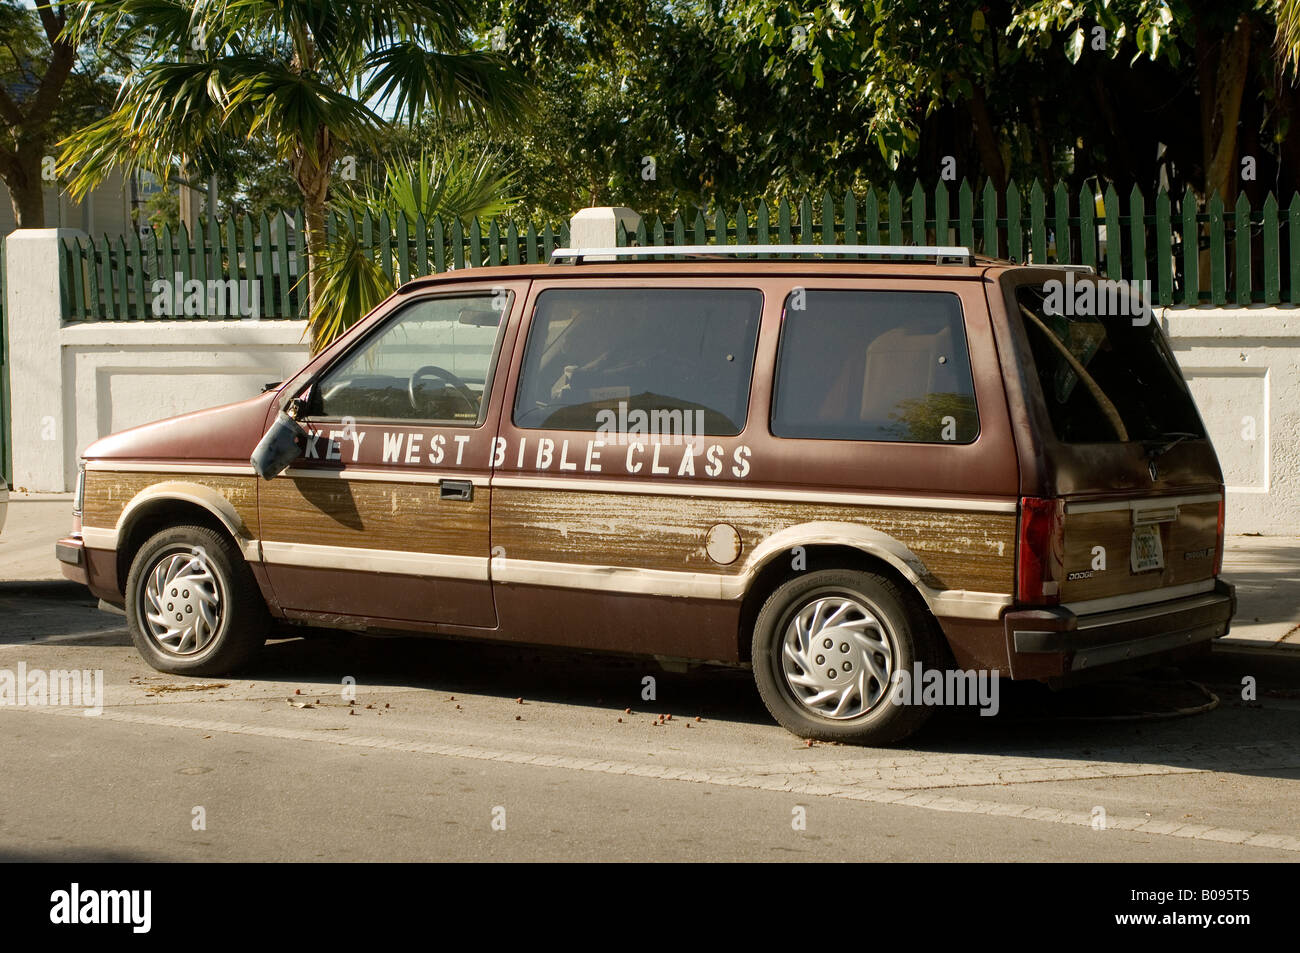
[56,245,1235,744]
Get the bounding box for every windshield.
[1013,283,1205,444]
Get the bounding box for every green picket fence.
[59,180,1300,321]
[59,209,571,321]
[62,211,309,322]
[618,182,1300,308]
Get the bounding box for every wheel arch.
[735,522,944,663]
[113,482,258,594]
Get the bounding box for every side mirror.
[250,412,307,480]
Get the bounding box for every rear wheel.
[751,568,941,745]
[125,524,268,676]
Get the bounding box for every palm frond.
[1279,0,1300,75]
[307,224,394,353]
[225,63,386,159]
[57,57,236,194]
[338,146,517,223]
[362,43,530,125]
[62,0,197,50]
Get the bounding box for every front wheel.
[751,569,941,745]
[126,524,269,676]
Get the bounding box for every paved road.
[2,586,1298,861]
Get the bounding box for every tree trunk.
[302,191,328,315]
[1193,14,1253,292]
[1028,98,1055,190]
[1202,15,1253,204]
[292,126,333,348]
[0,6,76,229]
[968,86,1006,190]
[0,146,48,228]
[178,159,198,236]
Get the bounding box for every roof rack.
[550,244,977,266]
[1018,262,1098,274]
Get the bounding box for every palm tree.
[57,0,527,339]
[308,144,517,351]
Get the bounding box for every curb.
[1213,639,1300,660]
[0,579,92,599]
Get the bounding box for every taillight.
[1213,495,1225,575]
[1016,496,1065,604]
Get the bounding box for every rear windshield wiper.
[1144,431,1200,458]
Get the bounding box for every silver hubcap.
[780,595,895,720]
[140,549,223,656]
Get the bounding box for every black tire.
[125,524,269,676]
[751,568,942,745]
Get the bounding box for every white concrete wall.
[61,321,310,488]
[1162,307,1299,535]
[5,228,309,492]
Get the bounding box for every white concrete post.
[568,207,641,258]
[5,228,85,492]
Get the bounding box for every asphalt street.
[2,582,1298,862]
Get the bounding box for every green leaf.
[1066,28,1085,64]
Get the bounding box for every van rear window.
[771,290,978,443]
[1013,284,1205,443]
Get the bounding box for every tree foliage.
[0,0,119,226]
[455,0,1300,220]
[57,0,527,346]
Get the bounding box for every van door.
[257,284,524,628]
[999,273,1224,610]
[487,280,768,659]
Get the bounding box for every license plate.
[1130,524,1165,573]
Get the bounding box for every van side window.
[314,293,510,425]
[513,288,763,435]
[772,290,978,443]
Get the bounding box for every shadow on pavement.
[0,586,130,647]
[4,588,1299,779]
[0,845,162,863]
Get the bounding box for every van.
[57,244,1236,744]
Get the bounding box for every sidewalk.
[0,494,76,584]
[1,493,1296,646]
[1218,535,1300,647]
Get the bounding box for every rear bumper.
[1004,579,1236,679]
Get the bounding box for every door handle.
[439,479,474,501]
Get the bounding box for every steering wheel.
[408,365,479,417]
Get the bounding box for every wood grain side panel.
[257,476,488,556]
[1060,501,1219,602]
[491,488,1016,594]
[82,471,259,535]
